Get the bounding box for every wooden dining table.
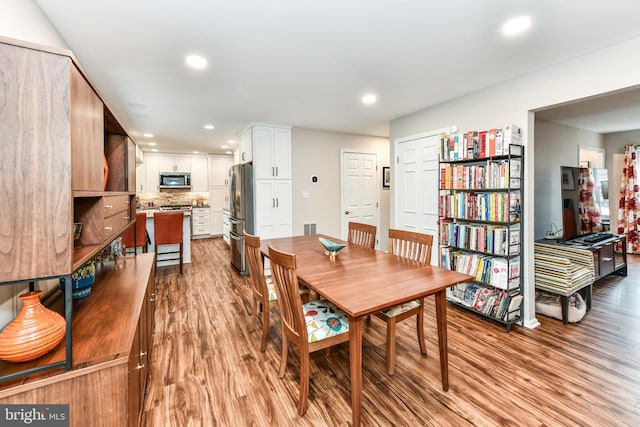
[260,234,472,426]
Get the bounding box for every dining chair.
[244,231,278,352]
[374,228,432,375]
[347,221,377,249]
[268,244,350,416]
[153,211,184,274]
[121,212,148,254]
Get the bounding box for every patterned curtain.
[617,144,640,253]
[578,168,603,233]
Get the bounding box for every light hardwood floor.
[141,238,640,426]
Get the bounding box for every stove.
[158,205,192,212]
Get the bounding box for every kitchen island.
[139,210,192,266]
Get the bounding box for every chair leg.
[278,328,288,378]
[417,303,427,356]
[154,244,158,275]
[259,301,269,352]
[297,350,310,416]
[179,242,183,274]
[386,318,397,375]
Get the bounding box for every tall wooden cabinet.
[0,36,153,426]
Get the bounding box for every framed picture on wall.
[382,166,390,188]
[561,167,575,190]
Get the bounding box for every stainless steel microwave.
[159,173,191,189]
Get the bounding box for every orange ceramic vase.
[0,291,66,363]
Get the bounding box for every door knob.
[345,210,352,215]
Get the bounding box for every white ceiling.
[35,0,640,154]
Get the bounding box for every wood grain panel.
[70,65,103,191]
[105,134,127,192]
[0,42,72,282]
[128,139,136,193]
[142,238,640,426]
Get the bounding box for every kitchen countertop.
[137,209,192,217]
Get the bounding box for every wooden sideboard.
[0,253,156,427]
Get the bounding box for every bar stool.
[153,211,184,274]
[121,212,148,254]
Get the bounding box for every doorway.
[341,151,379,246]
[393,128,448,265]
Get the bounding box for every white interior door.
[395,130,446,265]
[341,151,379,245]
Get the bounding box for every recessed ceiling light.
[502,16,532,36]
[221,145,228,149]
[151,148,158,152]
[148,142,157,146]
[143,133,154,138]
[225,151,233,155]
[186,54,207,69]
[362,94,377,105]
[128,102,146,109]
[228,140,236,144]
[204,124,215,130]
[193,151,199,154]
[133,113,149,119]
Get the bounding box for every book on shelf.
[504,294,523,321]
[491,256,520,290]
[473,287,491,311]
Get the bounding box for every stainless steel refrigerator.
[229,162,254,275]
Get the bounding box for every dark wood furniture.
[260,234,472,426]
[0,35,145,425]
[0,254,156,427]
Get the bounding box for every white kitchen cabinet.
[158,155,190,173]
[222,210,230,245]
[136,162,145,192]
[208,155,234,186]
[253,125,291,180]
[209,186,228,236]
[190,156,209,192]
[237,127,253,164]
[143,154,159,192]
[254,179,292,239]
[192,207,211,238]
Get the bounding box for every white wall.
[534,120,603,239]
[390,35,640,329]
[291,128,390,248]
[0,0,67,49]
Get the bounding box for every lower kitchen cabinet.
[0,253,156,427]
[192,207,211,238]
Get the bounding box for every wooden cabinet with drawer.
[103,194,131,241]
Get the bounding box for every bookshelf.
[438,127,524,331]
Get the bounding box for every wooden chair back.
[388,229,433,264]
[268,245,306,349]
[122,212,148,252]
[347,221,377,249]
[153,211,184,274]
[244,231,269,305]
[153,211,184,245]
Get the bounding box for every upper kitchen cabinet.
[253,125,292,180]
[190,156,208,192]
[142,154,159,193]
[70,65,104,192]
[158,154,190,173]
[236,127,253,164]
[208,155,234,186]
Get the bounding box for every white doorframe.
[340,149,380,243]
[392,127,450,229]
